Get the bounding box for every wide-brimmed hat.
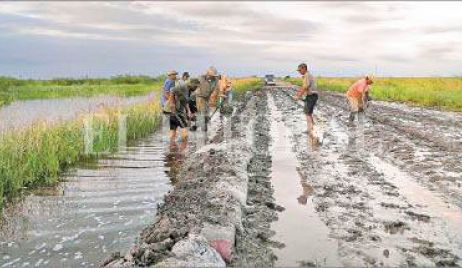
[206,66,219,77]
[188,78,200,87]
[167,70,178,76]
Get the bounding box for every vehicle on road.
[264,74,276,86]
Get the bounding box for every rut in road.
[267,88,462,267]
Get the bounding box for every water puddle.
[268,95,341,267]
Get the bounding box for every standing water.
[0,122,173,267]
[268,94,341,267]
[0,95,150,133]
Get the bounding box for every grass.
[0,75,164,106]
[285,77,462,111]
[232,77,263,97]
[0,99,162,208]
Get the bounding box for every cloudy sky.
[0,1,461,78]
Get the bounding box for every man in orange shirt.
[346,75,373,125]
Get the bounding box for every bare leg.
[181,128,188,141]
[306,114,314,137]
[169,130,176,142]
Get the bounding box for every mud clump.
[383,221,410,235]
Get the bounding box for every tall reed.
[0,100,162,208]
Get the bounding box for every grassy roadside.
[285,77,462,111]
[0,99,162,209]
[0,75,164,106]
[232,77,263,97]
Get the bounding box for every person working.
[346,75,374,126]
[293,63,319,138]
[169,78,200,141]
[161,70,178,114]
[196,67,220,132]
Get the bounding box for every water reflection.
[164,140,188,185]
[296,168,314,206]
[0,127,171,267]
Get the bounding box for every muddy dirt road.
[104,86,461,267]
[268,85,462,267]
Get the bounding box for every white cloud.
[0,1,461,77]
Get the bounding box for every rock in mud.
[154,234,226,268]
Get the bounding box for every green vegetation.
[286,77,462,111]
[232,77,263,97]
[0,75,164,106]
[0,100,162,208]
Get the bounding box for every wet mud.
[102,85,462,267]
[270,87,462,267]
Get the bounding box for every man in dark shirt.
[169,79,200,141]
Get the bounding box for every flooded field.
[0,124,171,267]
[0,95,150,133]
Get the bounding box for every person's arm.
[294,75,308,100]
[163,81,172,103]
[295,86,307,100]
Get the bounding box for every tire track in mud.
[270,88,462,267]
[321,92,462,208]
[231,92,278,267]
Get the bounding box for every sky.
[0,1,461,78]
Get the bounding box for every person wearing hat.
[161,70,178,114]
[346,75,374,125]
[294,63,319,138]
[196,66,220,132]
[178,72,190,88]
[168,78,201,141]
